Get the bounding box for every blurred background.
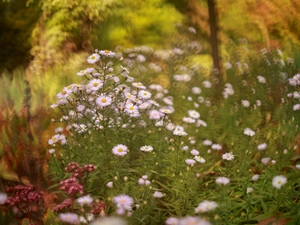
[0,0,300,192]
[1,0,300,73]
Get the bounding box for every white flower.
[99,50,115,57]
[96,95,112,107]
[190,149,199,156]
[125,103,140,117]
[293,104,300,111]
[203,140,212,146]
[185,159,196,165]
[196,119,207,127]
[256,100,261,106]
[244,128,255,136]
[258,143,267,150]
[173,130,187,136]
[153,191,164,198]
[106,181,113,188]
[194,156,205,163]
[224,62,232,69]
[257,76,266,83]
[202,80,212,88]
[247,187,253,193]
[49,149,55,154]
[113,194,134,210]
[59,213,79,224]
[87,53,100,64]
[182,117,196,123]
[178,216,211,225]
[261,157,270,165]
[272,175,287,189]
[191,87,201,94]
[188,110,200,119]
[211,144,222,150]
[241,100,250,107]
[222,152,234,161]
[182,146,189,151]
[295,164,300,169]
[138,90,152,99]
[195,200,218,213]
[162,97,174,106]
[216,177,230,185]
[252,174,259,181]
[112,144,128,156]
[76,195,93,206]
[165,217,180,225]
[77,70,87,76]
[160,107,174,114]
[140,145,153,152]
[132,82,146,89]
[0,193,7,204]
[149,109,163,120]
[88,79,103,91]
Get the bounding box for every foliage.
[39,40,300,225]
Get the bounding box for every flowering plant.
[42,45,300,225]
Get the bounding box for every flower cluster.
[113,194,134,216]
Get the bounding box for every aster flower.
[191,87,201,94]
[77,70,87,76]
[88,79,103,91]
[203,140,212,146]
[165,217,180,225]
[76,195,93,206]
[173,130,187,136]
[153,191,164,198]
[216,177,230,185]
[202,80,212,88]
[96,95,112,107]
[252,174,259,181]
[138,90,152,99]
[222,152,234,161]
[140,145,153,152]
[113,194,134,210]
[211,144,222,150]
[190,149,199,156]
[261,157,270,165]
[196,119,207,127]
[195,200,218,213]
[185,159,196,166]
[0,192,7,204]
[194,156,205,163]
[160,107,174,114]
[241,100,250,107]
[162,97,174,105]
[244,128,255,136]
[188,110,200,119]
[258,143,267,150]
[257,75,266,83]
[87,53,100,64]
[178,216,211,225]
[99,50,115,57]
[106,181,113,188]
[132,82,146,89]
[247,187,253,193]
[59,213,79,224]
[149,109,163,120]
[112,144,128,156]
[272,175,287,189]
[182,117,196,123]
